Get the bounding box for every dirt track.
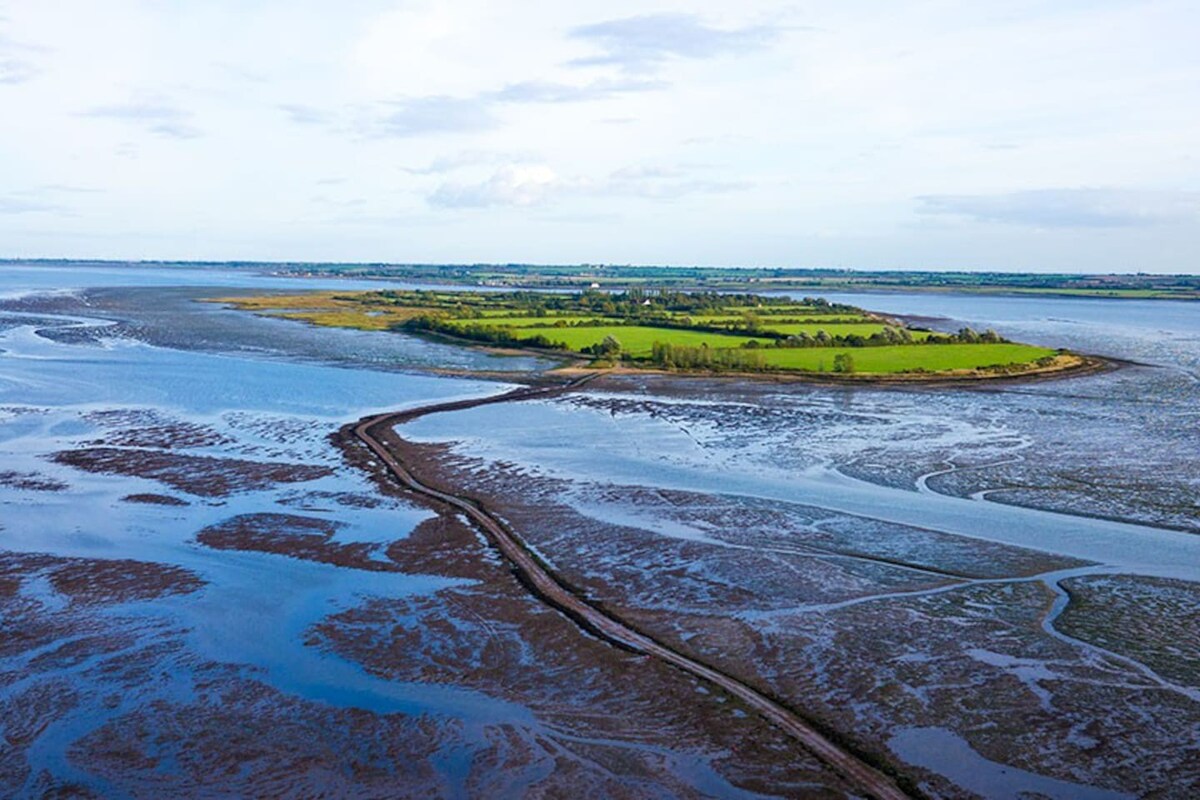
[350,375,912,800]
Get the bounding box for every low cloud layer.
[367,95,497,138]
[492,77,665,104]
[296,76,667,139]
[278,104,331,126]
[568,13,780,72]
[917,189,1200,228]
[428,162,752,209]
[0,196,57,215]
[0,56,38,84]
[81,99,202,139]
[0,28,46,85]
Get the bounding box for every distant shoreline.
[4,259,1198,301]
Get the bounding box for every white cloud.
[0,56,38,84]
[491,77,666,103]
[365,95,496,138]
[568,13,781,72]
[0,196,59,214]
[428,162,752,209]
[81,98,202,139]
[430,165,565,208]
[0,27,48,85]
[278,103,330,126]
[401,150,540,175]
[0,1,1196,270]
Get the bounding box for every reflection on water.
[0,267,551,792]
[401,393,1200,580]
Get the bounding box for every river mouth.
[1,270,1198,798]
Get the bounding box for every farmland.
[754,343,1056,374]
[493,325,773,356]
[217,288,1076,378]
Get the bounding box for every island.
[215,288,1093,380]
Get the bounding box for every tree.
[597,335,622,357]
[832,353,855,373]
[981,328,1003,343]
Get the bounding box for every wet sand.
[346,376,912,799]
[370,380,1199,798]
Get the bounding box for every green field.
[502,325,773,355]
[755,344,1056,373]
[689,313,873,325]
[218,287,1071,378]
[449,317,909,339]
[475,309,590,318]
[755,322,924,338]
[446,315,608,328]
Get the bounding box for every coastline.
[550,353,1111,387]
[207,291,1109,387]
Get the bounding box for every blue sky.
[1,1,1197,272]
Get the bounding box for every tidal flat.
[1,264,1198,798]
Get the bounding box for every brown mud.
[83,409,235,450]
[0,470,68,492]
[51,447,332,498]
[339,377,917,800]
[313,509,859,799]
[335,378,1199,799]
[120,493,189,506]
[196,512,401,573]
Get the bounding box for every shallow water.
[2,264,1197,798]
[889,727,1131,800]
[0,266,574,794]
[0,261,464,295]
[0,296,525,707]
[403,394,1200,579]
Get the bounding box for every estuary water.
[1,263,1197,798]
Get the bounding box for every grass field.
[475,308,588,318]
[212,292,353,311]
[276,309,422,330]
[215,288,1069,378]
[754,344,1056,373]
[456,320,1027,372]
[450,316,931,344]
[446,315,609,328]
[451,317,895,337]
[689,313,873,325]
[502,325,773,355]
[212,293,434,331]
[755,322,925,338]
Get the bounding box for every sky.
[1,1,1197,272]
